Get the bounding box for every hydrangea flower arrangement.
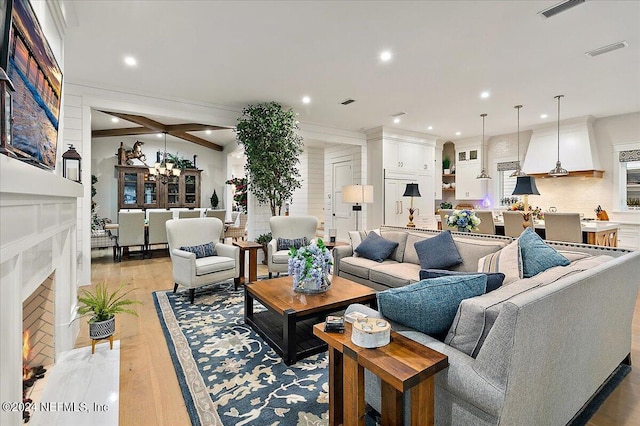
[288,238,333,293]
[445,209,481,232]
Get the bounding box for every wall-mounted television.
[1,0,62,170]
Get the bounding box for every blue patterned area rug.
[153,282,329,426]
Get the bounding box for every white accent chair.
[117,211,146,261]
[473,211,496,235]
[267,215,318,279]
[147,210,173,250]
[166,218,240,303]
[503,211,534,238]
[544,212,583,243]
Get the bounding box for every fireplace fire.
[22,331,47,423]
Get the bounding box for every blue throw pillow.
[414,230,463,270]
[419,269,505,293]
[180,242,216,258]
[377,274,487,337]
[518,228,570,278]
[354,231,399,262]
[277,237,308,251]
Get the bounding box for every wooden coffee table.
[244,275,377,365]
[314,322,448,425]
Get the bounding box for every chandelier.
[149,132,181,183]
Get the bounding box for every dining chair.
[166,218,240,303]
[205,209,227,222]
[224,213,248,242]
[147,210,174,251]
[473,211,496,235]
[268,215,318,278]
[544,212,583,243]
[439,209,454,230]
[502,211,533,238]
[117,211,146,261]
[178,210,201,219]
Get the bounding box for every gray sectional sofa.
[336,226,640,425]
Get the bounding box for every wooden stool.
[91,335,114,354]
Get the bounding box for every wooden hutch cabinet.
[116,165,202,210]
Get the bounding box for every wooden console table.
[314,322,448,425]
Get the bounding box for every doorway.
[331,160,353,240]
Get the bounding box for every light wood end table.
[233,240,262,289]
[314,322,448,426]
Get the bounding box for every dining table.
[493,219,619,247]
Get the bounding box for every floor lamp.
[512,176,540,229]
[342,185,373,231]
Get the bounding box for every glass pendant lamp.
[549,95,569,177]
[476,113,491,180]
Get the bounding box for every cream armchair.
[166,218,240,303]
[267,215,318,278]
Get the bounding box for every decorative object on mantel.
[62,144,82,183]
[342,184,374,231]
[288,238,333,294]
[77,282,141,354]
[351,317,391,348]
[510,105,527,177]
[149,132,181,184]
[512,175,541,229]
[549,94,569,177]
[445,209,481,232]
[476,113,492,180]
[403,183,421,228]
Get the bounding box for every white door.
[332,161,353,239]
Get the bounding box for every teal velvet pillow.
[354,231,399,262]
[376,274,487,337]
[414,230,463,270]
[518,228,570,278]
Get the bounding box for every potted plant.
[443,156,451,174]
[235,102,303,216]
[210,189,219,209]
[255,232,272,264]
[287,239,333,293]
[77,282,141,341]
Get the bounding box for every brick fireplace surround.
[0,156,83,426]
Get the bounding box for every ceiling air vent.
[341,98,356,105]
[586,41,628,58]
[538,0,585,18]
[391,112,406,118]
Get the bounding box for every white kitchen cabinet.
[434,152,443,200]
[617,224,640,250]
[384,179,407,227]
[384,141,432,172]
[384,172,435,227]
[455,161,486,200]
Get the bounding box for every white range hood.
[522,116,603,177]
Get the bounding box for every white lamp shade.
[342,185,374,204]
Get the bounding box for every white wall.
[290,146,324,225]
[91,134,226,222]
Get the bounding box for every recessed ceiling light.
[393,118,400,124]
[111,117,119,123]
[380,50,392,62]
[427,126,433,130]
[480,91,490,99]
[124,56,137,67]
[157,133,163,138]
[540,114,548,119]
[206,130,212,135]
[302,96,311,104]
[455,131,461,136]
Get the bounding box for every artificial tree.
[235,102,303,216]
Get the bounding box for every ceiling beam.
[92,127,159,138]
[169,131,223,151]
[100,111,167,131]
[165,123,231,133]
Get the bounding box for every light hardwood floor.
[80,250,640,425]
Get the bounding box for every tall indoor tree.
[235,102,303,216]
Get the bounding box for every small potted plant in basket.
[77,282,141,344]
[445,209,481,232]
[288,238,333,293]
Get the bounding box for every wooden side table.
[314,322,448,426]
[233,241,263,289]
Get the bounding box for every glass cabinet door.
[166,175,181,207]
[142,172,159,208]
[184,174,197,205]
[122,172,139,207]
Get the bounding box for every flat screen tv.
[1,0,62,169]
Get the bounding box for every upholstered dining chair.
[268,215,318,278]
[544,212,583,243]
[178,210,201,219]
[473,211,496,235]
[166,218,240,303]
[224,212,247,241]
[205,209,227,222]
[117,210,146,261]
[502,211,534,238]
[147,210,173,251]
[439,209,454,230]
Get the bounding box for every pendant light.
[476,113,491,180]
[549,94,568,177]
[510,105,527,177]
